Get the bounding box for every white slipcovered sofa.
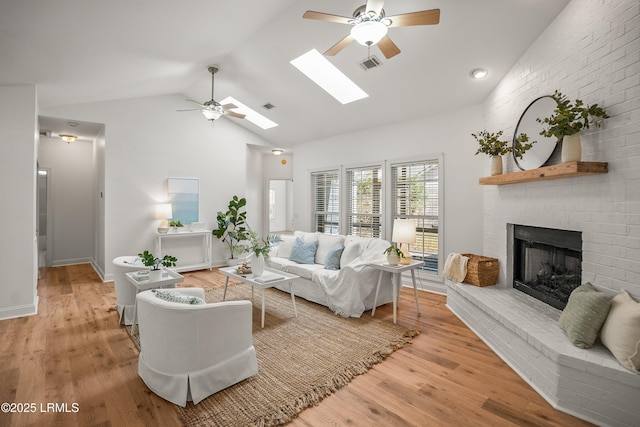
[136,287,258,407]
[268,231,394,317]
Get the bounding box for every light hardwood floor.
[0,264,592,426]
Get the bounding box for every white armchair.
[112,255,145,325]
[136,287,258,407]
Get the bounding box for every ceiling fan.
[303,0,440,59]
[177,66,246,121]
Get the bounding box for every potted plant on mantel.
[472,130,534,176]
[212,196,250,265]
[138,250,178,280]
[536,90,609,163]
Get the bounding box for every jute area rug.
[128,284,419,427]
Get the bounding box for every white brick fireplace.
[447,1,640,426]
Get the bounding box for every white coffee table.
[126,268,184,334]
[219,266,299,328]
[369,260,424,324]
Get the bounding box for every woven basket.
[462,254,498,287]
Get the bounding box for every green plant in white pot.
[138,250,177,280]
[472,130,534,176]
[247,227,271,277]
[212,196,249,265]
[536,90,609,163]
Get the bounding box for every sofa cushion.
[275,235,297,259]
[290,238,318,264]
[285,263,325,280]
[269,257,298,270]
[315,234,345,264]
[324,245,344,270]
[152,289,205,305]
[559,283,613,349]
[601,290,640,371]
[341,242,363,266]
[294,231,319,244]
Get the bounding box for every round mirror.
[513,95,558,170]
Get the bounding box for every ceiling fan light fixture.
[59,134,77,143]
[202,109,222,121]
[350,21,388,46]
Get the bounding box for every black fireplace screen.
[512,225,582,310]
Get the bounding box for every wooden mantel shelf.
[479,161,608,185]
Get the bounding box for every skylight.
[290,49,369,104]
[219,96,279,130]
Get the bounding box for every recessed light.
[470,68,488,79]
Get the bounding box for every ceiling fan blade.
[186,99,206,107]
[176,109,201,112]
[224,111,246,119]
[303,11,352,24]
[378,35,401,59]
[220,103,238,110]
[386,9,440,27]
[366,0,385,15]
[324,34,355,56]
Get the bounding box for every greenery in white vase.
[537,90,609,139]
[472,130,534,159]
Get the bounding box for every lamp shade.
[392,218,416,244]
[202,109,222,120]
[155,203,173,220]
[350,21,388,46]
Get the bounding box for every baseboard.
[0,296,39,320]
[51,257,93,267]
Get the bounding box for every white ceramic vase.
[149,269,162,281]
[252,254,265,277]
[387,252,399,266]
[561,133,582,162]
[490,156,503,176]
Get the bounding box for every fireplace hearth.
[508,224,582,310]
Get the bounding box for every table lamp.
[155,203,173,234]
[392,218,416,265]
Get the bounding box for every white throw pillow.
[276,235,297,259]
[294,231,319,244]
[315,234,345,264]
[601,290,640,371]
[341,242,363,266]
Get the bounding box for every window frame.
[343,163,384,238]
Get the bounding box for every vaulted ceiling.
[0,0,569,147]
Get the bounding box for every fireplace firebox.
[508,224,582,310]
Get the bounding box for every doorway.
[37,167,51,268]
[267,179,293,234]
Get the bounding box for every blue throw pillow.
[324,244,344,270]
[290,237,318,264]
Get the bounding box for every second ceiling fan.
[178,66,245,121]
[303,0,440,59]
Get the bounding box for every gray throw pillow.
[558,283,612,349]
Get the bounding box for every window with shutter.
[311,170,340,234]
[390,160,440,273]
[346,166,382,238]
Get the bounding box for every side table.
[369,260,424,324]
[126,268,184,334]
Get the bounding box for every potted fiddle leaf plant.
[212,195,249,265]
[536,90,609,162]
[138,250,177,280]
[472,130,534,176]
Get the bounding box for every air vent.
[262,102,275,110]
[39,130,52,137]
[359,55,382,71]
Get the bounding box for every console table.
[155,230,212,272]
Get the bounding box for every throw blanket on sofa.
[313,238,391,317]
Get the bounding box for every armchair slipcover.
[136,287,258,407]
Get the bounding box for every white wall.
[482,0,640,298]
[292,105,485,292]
[93,127,106,276]
[38,137,95,266]
[0,84,38,319]
[42,94,271,277]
